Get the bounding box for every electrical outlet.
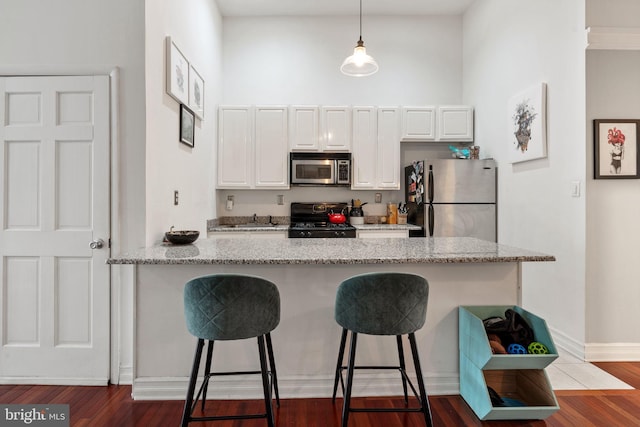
[277,194,284,205]
[375,193,382,203]
[174,190,179,205]
[226,195,234,210]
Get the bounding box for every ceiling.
[215,0,476,17]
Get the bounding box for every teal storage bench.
[459,306,560,420]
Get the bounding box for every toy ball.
[528,342,549,354]
[507,343,527,354]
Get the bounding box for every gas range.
[288,202,356,238]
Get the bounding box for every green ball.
[528,341,549,354]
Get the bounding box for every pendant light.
[340,0,378,77]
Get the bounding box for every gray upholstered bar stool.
[181,274,280,427]
[332,272,433,427]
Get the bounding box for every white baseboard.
[132,373,460,401]
[585,343,640,362]
[0,377,108,386]
[548,326,585,360]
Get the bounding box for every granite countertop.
[107,237,555,265]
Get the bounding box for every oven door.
[291,159,336,185]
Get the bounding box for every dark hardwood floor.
[1,362,639,426]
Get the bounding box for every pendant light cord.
[359,0,363,41]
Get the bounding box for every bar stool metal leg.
[181,338,205,427]
[396,335,409,404]
[201,340,214,411]
[258,335,276,427]
[409,333,434,427]
[332,328,348,401]
[265,332,280,407]
[341,331,358,427]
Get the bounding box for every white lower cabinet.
[356,229,409,238]
[351,106,400,190]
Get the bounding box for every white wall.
[218,15,464,218]
[462,0,588,357]
[0,0,147,252]
[586,0,640,355]
[145,0,223,245]
[222,16,462,105]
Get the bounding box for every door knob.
[90,239,105,249]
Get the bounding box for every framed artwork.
[166,37,189,104]
[189,65,205,120]
[507,83,547,163]
[180,104,195,147]
[594,119,640,179]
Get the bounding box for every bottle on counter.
[387,203,398,224]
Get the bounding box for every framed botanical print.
[188,65,205,120]
[594,119,640,179]
[166,37,189,104]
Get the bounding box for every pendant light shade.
[341,0,378,77]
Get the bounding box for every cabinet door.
[401,106,436,141]
[351,106,377,189]
[218,106,253,188]
[357,229,409,238]
[376,107,401,189]
[255,106,289,188]
[438,106,474,141]
[321,106,351,151]
[289,105,319,151]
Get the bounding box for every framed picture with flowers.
[594,119,640,179]
[507,83,547,163]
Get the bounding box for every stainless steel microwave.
[290,152,351,186]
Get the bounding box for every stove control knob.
[299,231,306,237]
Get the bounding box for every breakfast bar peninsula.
[108,237,554,400]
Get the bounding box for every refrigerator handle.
[428,204,434,237]
[428,165,434,203]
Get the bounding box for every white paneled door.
[0,76,110,384]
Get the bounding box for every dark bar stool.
[332,272,433,427]
[181,274,280,427]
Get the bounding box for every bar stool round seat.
[181,274,281,427]
[332,272,433,427]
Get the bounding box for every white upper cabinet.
[289,105,319,151]
[401,105,474,142]
[401,106,436,141]
[320,106,351,151]
[376,107,401,189]
[351,106,400,190]
[218,106,253,188]
[254,105,289,188]
[437,106,474,141]
[218,105,289,189]
[351,106,377,189]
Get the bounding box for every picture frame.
[594,119,640,179]
[507,82,547,163]
[188,65,205,120]
[180,104,195,148]
[166,36,189,104]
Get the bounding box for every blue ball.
[507,343,527,354]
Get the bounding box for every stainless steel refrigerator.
[405,159,497,241]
